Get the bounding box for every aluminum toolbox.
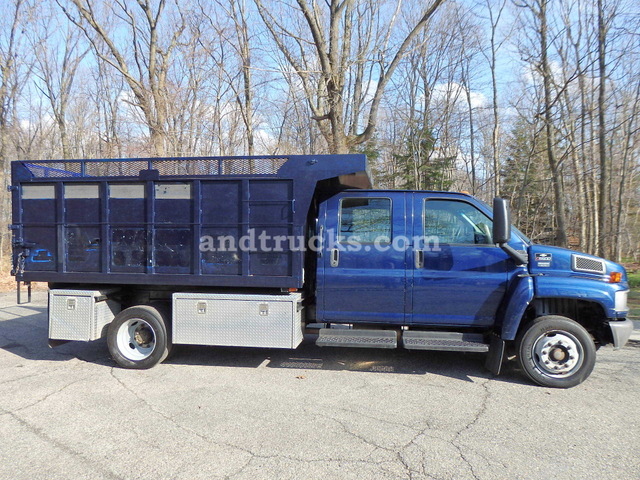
[49,289,120,341]
[172,292,303,348]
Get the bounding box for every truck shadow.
[0,306,529,385]
[166,340,531,386]
[625,339,640,349]
[0,305,115,366]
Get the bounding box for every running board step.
[403,331,489,352]
[316,329,397,349]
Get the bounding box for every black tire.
[516,315,596,388]
[107,304,172,369]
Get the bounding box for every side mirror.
[492,197,528,265]
[492,197,511,245]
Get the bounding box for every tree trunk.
[597,0,608,258]
[539,0,567,247]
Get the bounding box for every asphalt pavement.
[1,290,639,480]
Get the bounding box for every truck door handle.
[414,250,424,269]
[330,248,339,267]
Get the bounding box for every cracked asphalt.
[1,291,639,480]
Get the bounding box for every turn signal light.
[609,272,623,283]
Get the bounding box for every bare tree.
[456,6,483,195]
[514,0,568,247]
[198,0,257,156]
[31,2,89,159]
[0,0,28,162]
[596,0,611,257]
[92,57,126,158]
[481,0,512,198]
[254,0,445,154]
[227,0,255,156]
[538,0,568,247]
[58,0,186,156]
[0,0,30,262]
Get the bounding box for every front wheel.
[516,316,596,388]
[107,305,172,369]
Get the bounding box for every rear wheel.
[108,305,171,369]
[516,315,596,388]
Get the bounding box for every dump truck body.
[10,155,369,288]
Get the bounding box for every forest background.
[0,0,638,274]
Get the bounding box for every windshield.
[476,196,531,245]
[511,226,531,245]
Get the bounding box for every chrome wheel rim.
[116,318,156,361]
[532,330,584,377]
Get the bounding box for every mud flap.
[485,335,506,375]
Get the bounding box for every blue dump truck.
[10,154,633,387]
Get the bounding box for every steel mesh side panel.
[172,293,302,348]
[220,157,287,175]
[21,157,288,179]
[25,162,82,178]
[152,157,288,176]
[85,160,148,177]
[192,158,219,175]
[153,159,192,176]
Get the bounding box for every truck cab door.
[410,194,509,326]
[317,192,407,324]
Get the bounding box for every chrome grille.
[572,254,605,274]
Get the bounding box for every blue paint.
[317,190,525,327]
[319,192,407,324]
[410,194,512,326]
[499,274,534,340]
[527,245,628,318]
[534,276,627,318]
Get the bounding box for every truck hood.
[528,245,627,283]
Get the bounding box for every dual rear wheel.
[107,304,172,369]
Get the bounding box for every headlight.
[615,290,629,312]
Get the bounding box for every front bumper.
[609,319,634,350]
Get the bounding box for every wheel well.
[523,298,611,345]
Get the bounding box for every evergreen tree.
[501,118,554,242]
[393,127,455,191]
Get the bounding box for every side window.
[339,197,391,244]
[424,200,493,245]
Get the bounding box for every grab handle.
[330,248,340,267]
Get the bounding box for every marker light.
[609,272,623,283]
